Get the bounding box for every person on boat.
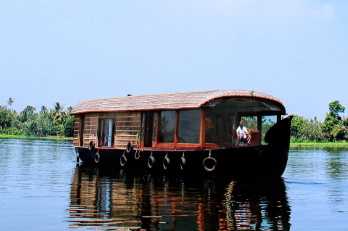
[236,121,250,144]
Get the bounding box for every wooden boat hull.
[76,143,289,178]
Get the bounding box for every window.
[178,110,200,143]
[240,116,258,131]
[159,111,175,143]
[98,118,115,147]
[239,116,259,146]
[261,115,277,144]
[205,108,235,145]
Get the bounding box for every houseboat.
[71,90,292,177]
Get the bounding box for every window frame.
[154,109,203,148]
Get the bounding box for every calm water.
[0,139,347,230]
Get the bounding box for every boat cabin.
[71,90,286,151]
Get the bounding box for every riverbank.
[0,134,73,141]
[290,142,348,149]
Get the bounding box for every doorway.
[144,112,154,147]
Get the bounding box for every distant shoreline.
[0,134,73,141]
[290,142,348,149]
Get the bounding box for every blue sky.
[1,0,347,120]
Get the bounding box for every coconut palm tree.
[7,97,14,110]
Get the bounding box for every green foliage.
[290,100,347,142]
[323,101,346,141]
[242,116,258,130]
[63,107,74,137]
[290,115,326,142]
[19,105,36,123]
[0,127,23,135]
[331,117,348,140]
[0,99,74,138]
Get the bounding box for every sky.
[0,0,347,120]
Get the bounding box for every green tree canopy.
[290,115,325,142]
[323,100,346,141]
[7,97,14,109]
[1,100,74,138]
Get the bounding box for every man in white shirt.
[236,121,250,144]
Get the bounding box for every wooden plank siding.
[73,116,80,146]
[83,113,98,147]
[72,113,98,147]
[73,112,142,149]
[113,112,141,149]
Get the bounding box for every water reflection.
[325,149,348,179]
[69,166,291,230]
[223,180,291,230]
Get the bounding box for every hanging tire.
[202,157,217,172]
[163,156,170,170]
[94,151,100,164]
[148,156,155,169]
[120,154,127,167]
[134,150,141,160]
[76,152,80,163]
[180,156,186,170]
[126,142,133,153]
[89,141,95,151]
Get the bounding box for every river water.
[0,139,347,230]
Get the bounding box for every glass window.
[178,110,200,143]
[205,115,215,143]
[261,115,277,144]
[240,116,258,131]
[159,110,175,143]
[98,118,115,147]
[205,108,235,145]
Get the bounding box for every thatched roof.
[71,90,284,114]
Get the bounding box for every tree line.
[291,101,348,142]
[0,98,347,141]
[0,98,73,137]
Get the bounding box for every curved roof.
[71,90,285,114]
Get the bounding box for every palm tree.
[40,105,48,115]
[53,102,64,114]
[20,105,36,122]
[7,97,14,110]
[52,102,64,122]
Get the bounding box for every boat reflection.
[68,166,291,230]
[222,179,291,230]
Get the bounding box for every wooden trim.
[156,143,176,147]
[175,143,201,148]
[139,112,145,149]
[174,110,179,145]
[203,143,220,148]
[257,115,262,145]
[152,112,160,148]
